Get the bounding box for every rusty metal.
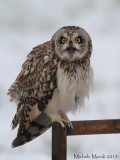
[52,123,67,160]
[67,119,120,136]
[52,119,120,160]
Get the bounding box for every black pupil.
[60,37,66,44]
[76,36,83,43]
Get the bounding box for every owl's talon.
[61,119,67,123]
[68,121,73,129]
[59,120,65,128]
[50,114,66,128]
[59,112,73,129]
[65,120,73,129]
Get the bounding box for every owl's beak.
[67,41,76,58]
[67,47,76,58]
[67,47,76,54]
[69,41,72,48]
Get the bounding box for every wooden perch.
[52,119,120,160]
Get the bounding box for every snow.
[0,0,120,159]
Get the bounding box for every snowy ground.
[0,0,120,160]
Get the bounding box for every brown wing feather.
[8,41,57,134]
[8,41,56,101]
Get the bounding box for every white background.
[0,0,120,160]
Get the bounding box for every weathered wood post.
[52,119,120,160]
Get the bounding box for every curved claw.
[50,114,66,128]
[59,112,73,129]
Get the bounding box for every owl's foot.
[50,114,67,128]
[59,112,73,129]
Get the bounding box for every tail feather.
[12,112,52,148]
[12,103,24,130]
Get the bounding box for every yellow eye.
[75,37,81,43]
[61,37,67,44]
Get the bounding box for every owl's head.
[52,26,92,61]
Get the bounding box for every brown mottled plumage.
[8,26,93,148]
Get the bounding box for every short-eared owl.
[8,26,93,148]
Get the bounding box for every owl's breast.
[57,65,93,113]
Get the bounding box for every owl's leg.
[59,111,73,129]
[49,113,67,128]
